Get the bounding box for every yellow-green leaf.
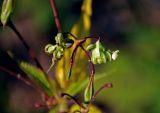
[55,0,92,89]
[1,0,13,26]
[65,71,114,96]
[69,104,102,113]
[84,81,94,103]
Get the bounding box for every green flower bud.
[84,81,94,103]
[53,45,64,60]
[46,45,64,72]
[44,44,57,54]
[1,0,13,26]
[55,33,66,47]
[87,40,108,64]
[55,33,74,48]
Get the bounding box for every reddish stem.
[87,83,113,108]
[63,32,78,40]
[67,39,86,79]
[50,0,62,32]
[67,45,78,79]
[61,93,85,109]
[80,46,95,88]
[0,65,49,99]
[7,19,45,72]
[0,66,34,88]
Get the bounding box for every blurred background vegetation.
[0,0,160,113]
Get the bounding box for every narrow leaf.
[1,0,13,26]
[84,81,94,103]
[19,61,53,96]
[65,70,114,96]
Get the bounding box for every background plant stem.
[50,0,62,32]
[7,19,45,72]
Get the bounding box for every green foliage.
[84,81,94,103]
[0,0,119,113]
[65,71,114,96]
[19,61,53,96]
[69,104,102,113]
[1,0,13,26]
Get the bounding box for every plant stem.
[61,93,85,109]
[67,39,86,79]
[7,19,45,72]
[50,0,62,32]
[87,83,112,108]
[80,45,95,88]
[0,65,34,87]
[0,65,50,103]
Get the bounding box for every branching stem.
[87,83,112,108]
[0,65,34,88]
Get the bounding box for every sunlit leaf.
[1,0,13,26]
[19,61,53,96]
[55,0,93,89]
[69,104,102,113]
[84,81,94,103]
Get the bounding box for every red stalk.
[50,0,62,32]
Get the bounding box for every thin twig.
[63,32,78,40]
[67,39,86,79]
[80,45,95,90]
[87,83,112,108]
[7,19,45,72]
[0,65,34,87]
[61,93,85,109]
[50,0,62,32]
[0,65,50,99]
[67,45,78,79]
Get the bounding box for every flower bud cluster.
[87,40,119,64]
[45,33,73,71]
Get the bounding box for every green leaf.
[84,81,94,103]
[65,79,88,96]
[19,61,53,96]
[71,0,92,37]
[69,104,102,113]
[55,0,93,89]
[65,71,114,96]
[1,0,13,26]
